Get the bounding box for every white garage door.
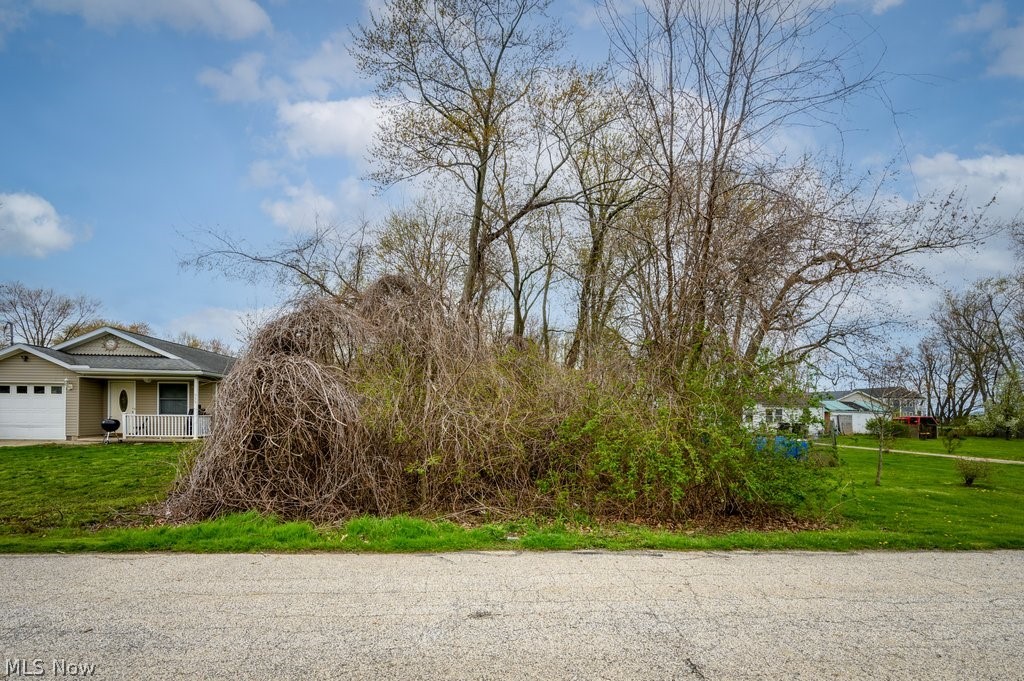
[0,385,66,440]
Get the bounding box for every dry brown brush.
[168,276,577,521]
[169,275,829,525]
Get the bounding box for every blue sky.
[0,0,1021,346]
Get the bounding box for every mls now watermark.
[5,658,97,677]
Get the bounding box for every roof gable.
[6,327,237,377]
[0,344,89,371]
[836,387,924,401]
[116,330,236,376]
[62,332,161,357]
[54,327,180,359]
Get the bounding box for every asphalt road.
[1,551,1022,680]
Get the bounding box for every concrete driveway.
[2,551,1022,680]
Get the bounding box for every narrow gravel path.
[815,442,1024,465]
[2,551,1022,679]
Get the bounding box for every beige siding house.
[0,327,235,441]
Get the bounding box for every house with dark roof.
[0,327,236,441]
[748,386,926,436]
[824,387,925,419]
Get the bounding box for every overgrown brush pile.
[168,277,828,524]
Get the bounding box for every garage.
[0,384,66,440]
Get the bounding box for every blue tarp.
[754,435,809,459]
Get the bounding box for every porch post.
[192,377,199,440]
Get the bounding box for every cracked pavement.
[1,551,1022,679]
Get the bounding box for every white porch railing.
[123,414,212,439]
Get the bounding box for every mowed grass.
[0,441,1021,552]
[0,443,181,532]
[833,434,1024,462]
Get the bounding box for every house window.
[0,386,8,394]
[764,408,783,423]
[33,386,45,394]
[16,385,27,394]
[51,386,62,395]
[158,383,189,415]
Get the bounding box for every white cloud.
[362,0,389,18]
[903,152,1024,310]
[0,3,28,47]
[987,22,1024,78]
[260,181,338,231]
[0,192,76,257]
[199,35,358,103]
[951,1,1024,79]
[32,0,272,39]
[869,0,904,14]
[165,305,273,350]
[197,52,287,102]
[277,97,379,158]
[246,159,286,188]
[290,32,359,100]
[912,152,1024,221]
[953,1,1007,32]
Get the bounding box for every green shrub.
[954,457,992,487]
[941,427,964,456]
[866,417,908,439]
[548,386,832,522]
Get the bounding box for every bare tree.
[600,0,1001,387]
[173,332,236,357]
[56,319,153,344]
[911,334,979,423]
[558,72,648,369]
[935,278,1021,403]
[0,282,101,346]
[353,0,594,318]
[373,198,465,296]
[854,351,913,485]
[182,224,370,300]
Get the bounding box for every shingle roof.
[830,387,923,400]
[115,330,236,376]
[24,345,86,367]
[4,329,236,377]
[66,355,201,372]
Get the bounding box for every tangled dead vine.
[169,275,828,525]
[168,276,572,521]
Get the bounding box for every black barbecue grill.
[101,418,120,444]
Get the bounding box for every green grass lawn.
[0,442,1021,552]
[0,442,182,532]
[830,434,1024,462]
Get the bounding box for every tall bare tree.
[0,282,100,346]
[353,0,594,318]
[56,319,152,344]
[558,71,648,369]
[373,198,465,296]
[182,224,370,300]
[173,332,236,357]
[912,334,980,423]
[601,0,1000,385]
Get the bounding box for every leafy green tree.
[972,370,1024,439]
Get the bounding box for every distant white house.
[826,387,925,418]
[749,386,925,436]
[745,403,823,436]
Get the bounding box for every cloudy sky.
[0,0,1021,346]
